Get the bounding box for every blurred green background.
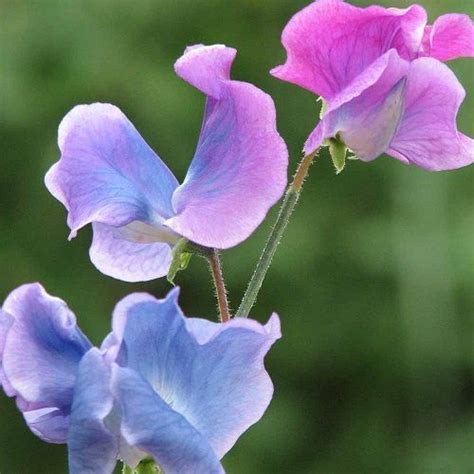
[1,0,473,473]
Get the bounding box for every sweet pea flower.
[272,0,473,171]
[45,44,288,282]
[0,283,280,473]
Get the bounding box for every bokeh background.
[1,0,473,472]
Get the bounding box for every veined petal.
[45,103,179,238]
[89,222,173,283]
[166,45,288,249]
[100,292,160,362]
[304,50,409,160]
[271,0,426,99]
[388,57,474,171]
[181,314,281,457]
[421,14,474,61]
[1,283,92,443]
[68,349,118,474]
[113,366,224,474]
[115,288,281,459]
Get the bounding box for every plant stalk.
[235,151,317,317]
[208,249,231,322]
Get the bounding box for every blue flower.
[0,284,280,473]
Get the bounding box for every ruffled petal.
[113,366,224,474]
[271,0,426,99]
[421,14,474,61]
[89,222,173,283]
[0,310,14,394]
[181,314,281,457]
[166,45,288,249]
[304,50,409,160]
[115,288,281,459]
[1,283,92,443]
[388,58,474,171]
[45,103,179,238]
[68,349,118,474]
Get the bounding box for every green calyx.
[328,135,348,174]
[122,459,163,473]
[167,238,213,285]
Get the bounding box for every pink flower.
[272,0,473,171]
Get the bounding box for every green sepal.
[167,238,193,285]
[318,97,328,119]
[122,459,162,473]
[328,136,347,174]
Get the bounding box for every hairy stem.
[208,249,231,322]
[236,151,317,317]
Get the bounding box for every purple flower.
[271,0,473,171]
[45,44,288,282]
[0,283,280,473]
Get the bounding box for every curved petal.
[113,366,224,474]
[271,0,426,99]
[116,288,281,459]
[421,14,474,61]
[177,314,281,458]
[89,222,173,283]
[388,58,474,171]
[0,310,14,394]
[166,45,288,249]
[45,103,179,238]
[304,50,409,160]
[100,291,162,363]
[1,283,92,443]
[68,349,118,474]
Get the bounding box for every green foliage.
[0,1,473,473]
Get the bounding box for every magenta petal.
[45,103,179,237]
[388,58,474,171]
[421,14,474,61]
[304,50,409,160]
[166,45,288,249]
[89,223,173,283]
[271,0,426,99]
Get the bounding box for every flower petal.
[421,14,474,61]
[1,283,92,443]
[45,103,179,238]
[166,45,288,249]
[388,57,474,171]
[89,222,173,283]
[113,366,224,474]
[68,349,118,474]
[304,50,408,160]
[0,310,14,394]
[271,0,426,99]
[177,314,281,458]
[115,288,281,459]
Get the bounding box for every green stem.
[235,151,317,318]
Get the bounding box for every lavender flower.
[272,0,473,171]
[46,44,288,282]
[0,284,280,473]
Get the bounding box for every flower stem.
[235,151,317,318]
[208,249,231,322]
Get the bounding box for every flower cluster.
[1,1,472,473]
